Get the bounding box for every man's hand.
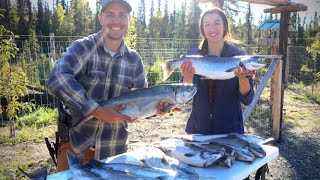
[91,104,132,123]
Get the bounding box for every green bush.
[15,107,58,129]
[147,56,163,86]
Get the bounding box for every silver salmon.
[161,55,278,81]
[76,83,197,126]
[155,138,224,168]
[89,159,176,179]
[106,147,199,179]
[205,133,267,160]
[67,151,152,180]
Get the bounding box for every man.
[47,0,151,171]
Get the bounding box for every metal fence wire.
[0,36,318,138]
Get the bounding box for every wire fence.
[0,36,318,138]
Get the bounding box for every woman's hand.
[234,66,250,79]
[156,102,182,116]
[181,61,195,84]
[234,66,251,96]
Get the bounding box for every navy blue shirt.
[185,42,254,135]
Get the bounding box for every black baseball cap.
[99,0,132,13]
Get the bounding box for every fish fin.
[66,151,83,167]
[161,61,174,82]
[18,167,47,180]
[88,158,101,166]
[161,104,178,113]
[225,67,237,72]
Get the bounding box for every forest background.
[1,0,319,46]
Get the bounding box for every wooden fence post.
[50,33,56,61]
[270,44,282,141]
[148,37,153,67]
[278,12,290,141]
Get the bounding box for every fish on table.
[154,138,224,168]
[161,55,280,81]
[106,147,199,179]
[204,133,267,159]
[159,133,268,166]
[188,142,236,167]
[67,151,155,180]
[73,83,197,127]
[66,151,100,179]
[88,160,178,179]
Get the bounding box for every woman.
[181,8,254,135]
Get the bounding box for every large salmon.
[161,55,280,81]
[73,84,197,127]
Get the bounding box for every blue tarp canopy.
[257,20,280,31]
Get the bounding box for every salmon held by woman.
[161,55,280,82]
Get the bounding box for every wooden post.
[49,33,56,61]
[148,37,154,67]
[270,44,282,141]
[278,12,290,141]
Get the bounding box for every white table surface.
[47,134,279,180]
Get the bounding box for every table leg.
[255,164,269,180]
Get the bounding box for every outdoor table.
[47,134,279,180]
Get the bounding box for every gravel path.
[265,131,320,180]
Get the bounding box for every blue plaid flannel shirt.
[47,31,147,160]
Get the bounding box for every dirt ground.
[0,89,319,179]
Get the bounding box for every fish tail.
[161,61,174,82]
[67,150,83,167]
[88,158,106,168]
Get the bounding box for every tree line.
[1,0,319,45]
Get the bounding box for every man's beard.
[106,32,125,41]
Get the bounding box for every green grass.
[283,87,320,131]
[0,160,49,180]
[0,124,57,145]
[15,107,58,129]
[0,107,58,145]
[288,82,320,104]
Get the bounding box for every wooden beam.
[242,0,279,6]
[264,4,308,14]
